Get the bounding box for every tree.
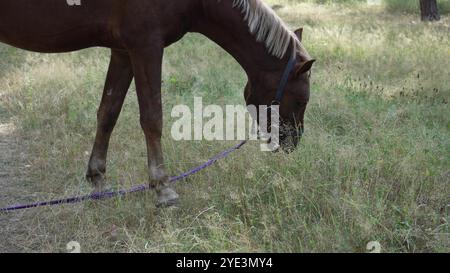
[420,0,440,21]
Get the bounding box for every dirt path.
[0,120,33,252]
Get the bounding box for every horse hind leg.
[86,49,133,192]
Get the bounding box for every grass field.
[0,1,449,252]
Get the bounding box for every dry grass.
[0,1,449,252]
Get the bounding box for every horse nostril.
[281,143,296,154]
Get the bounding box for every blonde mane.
[224,0,302,59]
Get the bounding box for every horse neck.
[190,0,290,81]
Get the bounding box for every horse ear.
[294,28,303,42]
[295,59,316,77]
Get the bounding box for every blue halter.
[272,51,306,138]
[272,51,297,105]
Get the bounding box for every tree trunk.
[420,0,440,21]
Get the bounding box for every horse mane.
[224,0,302,59]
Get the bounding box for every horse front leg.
[129,45,179,207]
[86,49,133,191]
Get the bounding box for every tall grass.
[287,0,450,14]
[0,1,449,252]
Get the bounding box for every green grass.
[290,0,450,14]
[0,1,449,252]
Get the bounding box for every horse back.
[0,0,201,53]
[0,0,124,52]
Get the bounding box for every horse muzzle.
[278,124,303,153]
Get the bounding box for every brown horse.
[0,0,315,207]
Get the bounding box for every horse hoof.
[156,187,179,208]
[86,172,107,191]
[90,184,111,195]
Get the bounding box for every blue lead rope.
[0,141,247,212]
